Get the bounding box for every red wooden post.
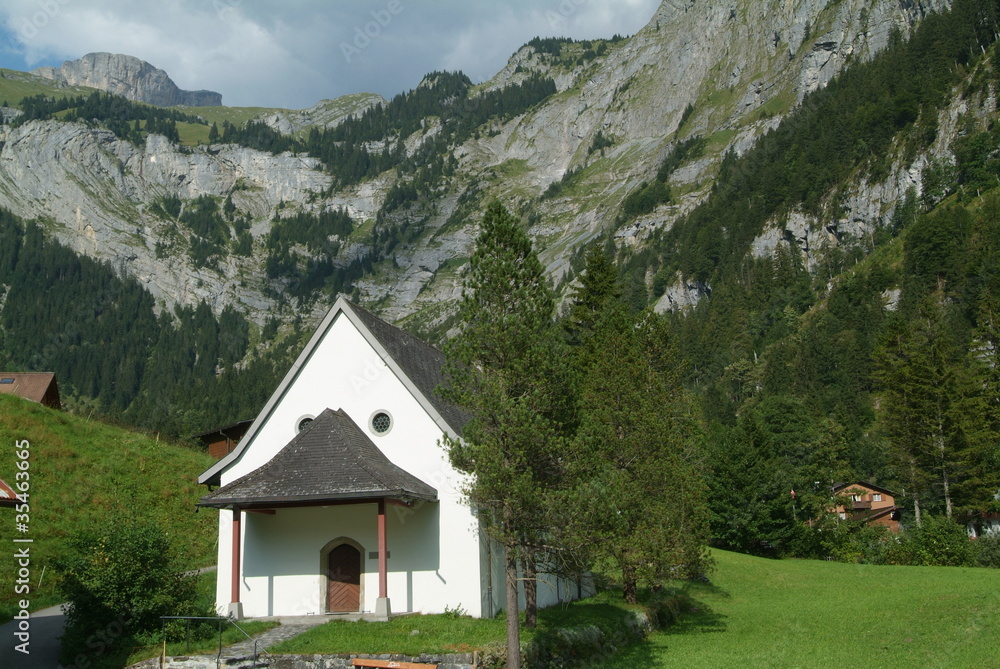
[378,499,387,599]
[231,506,242,605]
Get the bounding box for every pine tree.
[563,245,621,346]
[875,291,979,521]
[956,290,1000,524]
[440,200,569,667]
[563,301,710,602]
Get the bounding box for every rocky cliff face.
[1,0,959,329]
[33,52,222,107]
[0,121,337,314]
[384,0,950,320]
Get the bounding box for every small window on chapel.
[370,411,393,435]
[297,417,314,432]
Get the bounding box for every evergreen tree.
[563,245,621,346]
[565,303,710,601]
[440,200,568,666]
[875,291,978,521]
[957,290,1000,523]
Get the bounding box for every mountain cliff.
[0,0,963,335]
[33,52,222,107]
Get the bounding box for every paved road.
[0,603,66,668]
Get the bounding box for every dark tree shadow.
[661,599,728,636]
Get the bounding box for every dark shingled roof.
[198,408,437,508]
[348,301,469,435]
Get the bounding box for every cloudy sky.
[0,1,661,109]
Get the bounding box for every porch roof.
[198,408,437,509]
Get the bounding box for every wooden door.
[327,544,361,612]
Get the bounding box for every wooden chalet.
[0,477,23,508]
[0,372,61,410]
[194,419,254,459]
[832,481,901,533]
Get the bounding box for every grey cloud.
[1,0,660,109]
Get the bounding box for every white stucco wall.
[481,535,596,616]
[967,517,1000,539]
[213,310,482,618]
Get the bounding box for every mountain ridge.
[0,0,958,334]
[33,52,222,107]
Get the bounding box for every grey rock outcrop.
[259,93,384,135]
[33,52,222,107]
[0,120,338,320]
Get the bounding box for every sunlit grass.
[269,590,651,657]
[0,394,217,621]
[595,549,1000,668]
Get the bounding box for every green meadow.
[0,393,217,620]
[266,548,999,667]
[598,549,1000,668]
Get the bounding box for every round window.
[297,416,314,432]
[370,411,392,435]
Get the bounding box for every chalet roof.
[0,477,22,508]
[198,408,437,508]
[192,419,254,442]
[832,481,896,497]
[199,297,467,486]
[0,372,59,406]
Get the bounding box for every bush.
[56,515,206,666]
[823,523,904,565]
[974,533,1000,568]
[903,515,976,567]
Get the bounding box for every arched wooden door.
[327,544,361,612]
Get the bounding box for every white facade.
[967,516,1000,539]
[201,298,585,619]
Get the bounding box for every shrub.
[56,515,205,665]
[974,533,1000,568]
[904,515,976,567]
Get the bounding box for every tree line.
[218,70,557,191]
[0,208,288,438]
[11,91,206,144]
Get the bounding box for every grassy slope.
[0,67,288,146]
[600,549,1000,668]
[0,394,217,617]
[0,68,97,105]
